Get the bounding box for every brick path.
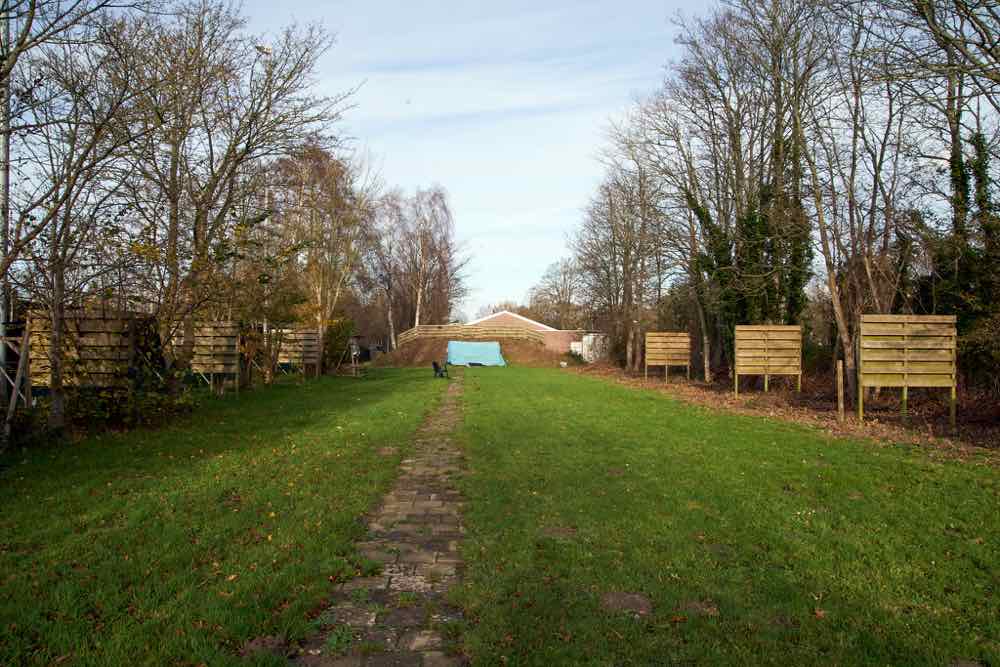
[295,377,467,666]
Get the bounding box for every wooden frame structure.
[734,325,802,396]
[191,321,240,394]
[397,324,545,346]
[2,322,32,440]
[644,332,690,380]
[28,309,141,388]
[278,329,321,378]
[857,314,957,428]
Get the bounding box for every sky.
[245,1,690,318]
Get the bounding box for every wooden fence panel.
[278,329,321,366]
[857,314,957,426]
[644,332,690,380]
[734,325,802,396]
[397,325,545,346]
[28,310,141,388]
[191,322,239,375]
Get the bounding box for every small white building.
[571,333,609,363]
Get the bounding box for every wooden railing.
[397,324,545,346]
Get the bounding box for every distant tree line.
[1,0,467,430]
[520,0,999,394]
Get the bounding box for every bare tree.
[528,259,582,329]
[7,21,145,428]
[117,0,349,371]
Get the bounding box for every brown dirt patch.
[239,635,287,658]
[540,526,578,540]
[600,592,653,618]
[681,600,720,617]
[574,365,999,463]
[376,338,572,368]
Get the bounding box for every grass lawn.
[0,369,445,666]
[455,367,999,666]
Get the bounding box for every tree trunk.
[800,112,857,398]
[625,320,634,370]
[48,273,66,430]
[386,291,397,351]
[317,318,324,376]
[694,292,712,384]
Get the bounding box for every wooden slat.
[859,323,956,335]
[862,338,955,350]
[861,374,954,388]
[737,369,800,376]
[861,314,956,323]
[398,324,547,346]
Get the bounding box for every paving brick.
[339,576,389,592]
[296,379,467,667]
[400,629,442,651]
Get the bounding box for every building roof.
[465,310,557,331]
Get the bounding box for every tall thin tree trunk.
[800,115,857,397]
[386,290,397,351]
[694,292,712,384]
[48,271,66,429]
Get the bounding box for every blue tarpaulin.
[447,341,506,367]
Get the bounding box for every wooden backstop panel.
[191,322,239,376]
[278,329,321,367]
[397,324,546,346]
[857,314,957,426]
[734,325,802,396]
[644,332,690,380]
[28,309,141,388]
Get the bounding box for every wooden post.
[644,363,647,380]
[665,365,669,382]
[856,334,863,422]
[950,385,957,432]
[23,330,31,408]
[5,324,29,433]
[687,364,691,381]
[902,330,908,424]
[836,360,844,422]
[734,371,738,397]
[764,374,769,392]
[797,373,801,392]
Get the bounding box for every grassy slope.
[456,367,998,666]
[0,369,444,666]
